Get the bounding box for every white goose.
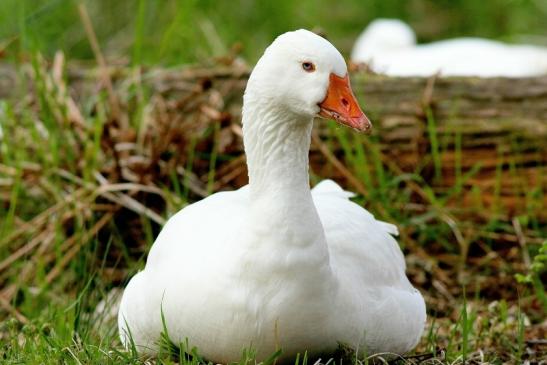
[351,19,547,77]
[118,29,426,363]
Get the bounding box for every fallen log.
[353,74,547,219]
[135,66,547,219]
[1,62,545,220]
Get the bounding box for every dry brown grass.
[0,51,545,363]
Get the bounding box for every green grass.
[2,0,547,64]
[1,1,546,364]
[1,55,545,363]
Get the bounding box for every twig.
[0,296,28,324]
[0,188,88,248]
[176,165,209,198]
[526,339,547,345]
[45,212,114,284]
[512,217,531,268]
[0,230,51,272]
[311,130,370,199]
[93,172,166,225]
[77,3,126,129]
[51,51,88,133]
[421,71,440,110]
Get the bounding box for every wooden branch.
[2,63,546,219]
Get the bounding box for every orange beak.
[318,73,372,133]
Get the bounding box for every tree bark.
[2,63,546,220]
[138,66,546,218]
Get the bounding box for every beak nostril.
[341,98,349,108]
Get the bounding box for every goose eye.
[302,62,316,72]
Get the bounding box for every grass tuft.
[0,2,546,363]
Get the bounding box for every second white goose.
[351,19,547,77]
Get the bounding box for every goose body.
[351,19,547,77]
[119,29,425,363]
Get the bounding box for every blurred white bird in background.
[351,19,547,77]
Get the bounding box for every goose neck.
[242,100,313,202]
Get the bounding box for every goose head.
[245,29,371,132]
